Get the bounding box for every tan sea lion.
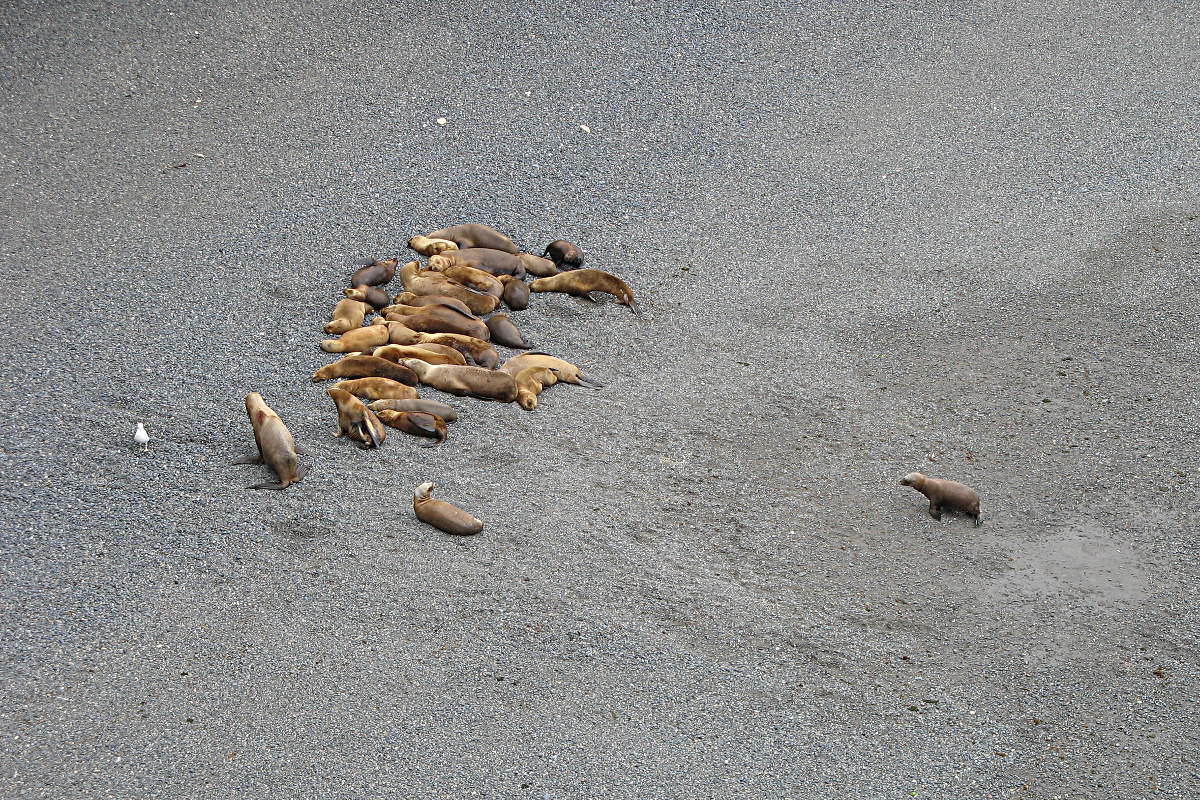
[388,306,490,340]
[518,253,560,277]
[377,410,448,446]
[343,285,391,310]
[398,261,500,314]
[401,359,517,402]
[544,240,584,269]
[311,355,418,384]
[350,258,398,287]
[331,377,418,401]
[368,398,460,422]
[485,313,531,349]
[236,393,308,489]
[384,322,499,368]
[431,263,504,297]
[429,248,526,277]
[514,366,559,411]
[498,275,530,311]
[899,472,982,526]
[411,223,520,255]
[323,298,370,334]
[413,481,484,535]
[326,387,385,448]
[319,324,390,353]
[529,269,638,314]
[500,353,602,387]
[372,343,467,366]
[385,293,474,317]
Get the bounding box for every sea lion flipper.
[232,453,263,465]
[575,372,604,389]
[628,301,642,317]
[294,463,310,482]
[294,444,311,456]
[248,480,287,490]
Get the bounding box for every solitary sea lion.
[387,293,474,317]
[485,313,531,349]
[344,284,391,310]
[530,269,638,314]
[401,359,518,402]
[311,355,418,384]
[518,253,560,277]
[409,224,520,255]
[368,398,460,422]
[323,298,370,334]
[514,366,559,411]
[350,258,398,287]
[498,275,530,311]
[330,377,418,401]
[900,472,982,526]
[413,481,483,535]
[429,248,526,277]
[372,343,467,366]
[327,387,386,448]
[236,393,308,489]
[398,262,500,315]
[377,410,448,446]
[543,240,584,269]
[500,352,602,387]
[319,324,390,353]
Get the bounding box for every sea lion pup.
[429,248,526,277]
[543,240,584,269]
[326,387,385,448]
[900,472,982,526]
[236,393,308,489]
[485,313,531,349]
[514,366,559,411]
[431,263,504,297]
[343,284,391,310]
[368,398,459,422]
[319,324,390,353]
[372,343,467,366]
[500,352,603,387]
[331,377,418,401]
[401,359,518,402]
[388,293,474,317]
[498,275,530,311]
[311,355,418,384]
[323,298,370,334]
[377,410,448,446]
[529,269,639,314]
[412,482,483,535]
[398,262,501,315]
[386,305,491,340]
[350,257,398,287]
[411,223,521,255]
[518,253,560,277]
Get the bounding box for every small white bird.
[133,423,150,452]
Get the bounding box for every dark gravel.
[2,1,1197,797]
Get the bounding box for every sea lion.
[429,248,526,277]
[372,343,467,366]
[384,322,500,369]
[498,275,530,311]
[529,269,638,314]
[900,472,982,526]
[326,387,386,448]
[430,263,504,297]
[514,366,559,411]
[413,481,483,535]
[518,253,560,277]
[323,298,370,334]
[410,223,520,255]
[330,377,418,401]
[368,398,460,422]
[311,355,418,384]
[350,258,398,287]
[377,410,448,446]
[398,261,500,314]
[343,284,391,310]
[236,393,308,489]
[387,306,490,340]
[319,324,390,353]
[401,359,518,402]
[485,313,531,349]
[544,240,584,269]
[500,352,602,387]
[386,293,474,317]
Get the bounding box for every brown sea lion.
[343,284,391,310]
[331,377,418,401]
[543,240,584,269]
[518,253,560,277]
[413,481,483,535]
[485,313,531,349]
[401,359,517,402]
[311,355,418,384]
[398,261,500,314]
[236,393,308,489]
[514,366,559,411]
[368,398,460,422]
[377,410,448,446]
[900,473,982,526]
[326,387,386,448]
[372,343,467,366]
[500,353,602,387]
[323,298,370,334]
[498,275,530,311]
[431,263,504,297]
[350,258,398,287]
[410,224,520,255]
[384,322,500,369]
[529,269,638,314]
[387,306,490,340]
[319,324,390,353]
[429,248,526,277]
[387,293,474,317]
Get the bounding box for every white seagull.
[133,423,150,452]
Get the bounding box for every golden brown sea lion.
[384,322,499,369]
[431,263,504,297]
[331,377,418,401]
[410,224,520,255]
[413,481,483,535]
[388,306,490,340]
[401,359,517,402]
[343,285,391,310]
[514,366,559,411]
[326,387,386,448]
[389,292,475,316]
[900,473,982,526]
[429,248,526,277]
[350,258,398,287]
[518,253,560,277]
[323,298,370,335]
[398,262,501,314]
[377,410,448,446]
[372,343,467,366]
[311,355,418,384]
[500,353,602,387]
[485,313,531,349]
[544,240,584,269]
[498,275,530,311]
[319,324,390,353]
[236,393,308,489]
[367,398,460,422]
[529,269,638,313]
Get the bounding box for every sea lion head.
[900,472,924,487]
[409,236,459,256]
[414,481,434,501]
[428,254,452,270]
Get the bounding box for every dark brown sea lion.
[429,248,527,277]
[413,481,483,535]
[410,224,520,255]
[331,377,419,401]
[485,313,531,349]
[900,472,982,526]
[350,258,398,287]
[236,393,308,489]
[500,353,602,387]
[344,284,391,310]
[401,359,517,402]
[323,298,370,334]
[377,410,448,446]
[529,269,638,314]
[543,240,584,269]
[372,343,467,366]
[319,324,390,353]
[311,355,418,384]
[514,366,559,411]
[367,398,460,422]
[327,387,386,448]
[498,275,530,311]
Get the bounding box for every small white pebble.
[580,124,591,133]
[436,117,448,125]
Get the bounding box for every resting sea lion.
[518,253,559,277]
[401,359,517,402]
[331,377,418,401]
[900,473,982,526]
[485,313,531,349]
[236,393,308,489]
[410,223,520,255]
[500,352,602,387]
[387,306,490,340]
[413,481,483,535]
[429,248,526,277]
[529,269,638,314]
[431,263,504,297]
[372,343,467,366]
[326,387,385,448]
[388,293,474,317]
[350,258,398,287]
[311,355,418,384]
[377,410,448,446]
[514,366,559,411]
[498,275,530,311]
[544,240,584,269]
[344,284,391,310]
[398,261,500,314]
[368,398,459,422]
[323,298,370,334]
[384,322,499,369]
[319,324,390,353]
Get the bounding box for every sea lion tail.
[248,480,287,490]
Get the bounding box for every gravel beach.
[1,1,1197,797]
